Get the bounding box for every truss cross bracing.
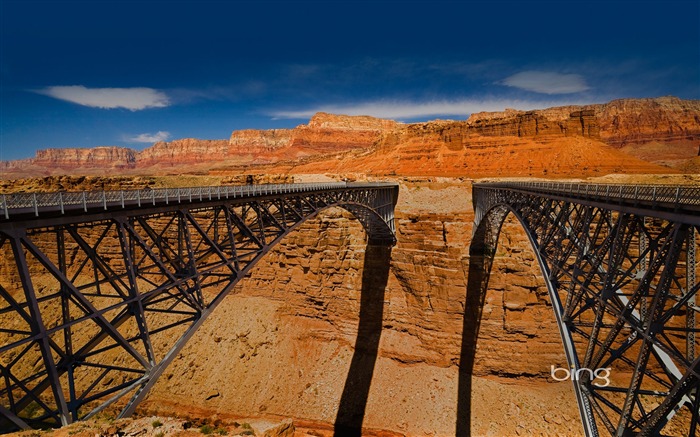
[472,181,700,437]
[0,182,398,431]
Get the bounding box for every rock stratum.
[2,97,699,179]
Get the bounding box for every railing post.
[2,194,7,219]
[82,192,87,212]
[33,193,38,216]
[137,189,141,207]
[120,190,125,208]
[103,190,107,210]
[59,191,65,214]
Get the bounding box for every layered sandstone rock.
[286,112,400,155]
[464,96,700,168]
[595,96,700,146]
[136,139,230,166]
[33,146,137,169]
[283,120,668,178]
[228,129,293,161]
[467,108,600,139]
[466,96,700,146]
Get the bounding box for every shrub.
[152,420,163,428]
[200,424,215,435]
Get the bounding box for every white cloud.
[500,71,590,94]
[127,131,171,143]
[35,85,171,110]
[268,98,595,121]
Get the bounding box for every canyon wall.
[31,146,137,170]
[136,139,230,167]
[465,96,700,167]
[466,96,700,146]
[467,108,600,138]
[595,96,700,146]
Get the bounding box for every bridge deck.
[475,181,700,225]
[0,182,398,223]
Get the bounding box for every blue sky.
[1,0,699,161]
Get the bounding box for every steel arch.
[0,182,398,432]
[471,182,700,437]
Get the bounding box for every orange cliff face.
[227,112,401,165]
[464,96,700,168]
[34,146,137,169]
[284,118,668,178]
[135,138,230,167]
[0,113,399,177]
[0,146,137,176]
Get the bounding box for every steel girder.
[471,182,700,437]
[0,183,398,431]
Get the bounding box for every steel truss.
[0,182,398,432]
[472,182,700,437]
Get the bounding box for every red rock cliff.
[594,96,700,146]
[136,138,230,166]
[32,146,137,169]
[466,96,700,147]
[467,108,600,138]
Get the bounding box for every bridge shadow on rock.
[334,243,392,436]
[456,238,498,436]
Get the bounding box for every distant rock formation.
[33,146,137,169]
[136,139,230,167]
[595,96,700,146]
[1,96,698,177]
[466,96,700,147]
[467,108,600,138]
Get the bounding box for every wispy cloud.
[500,71,590,94]
[127,131,171,143]
[35,85,171,110]
[268,98,595,121]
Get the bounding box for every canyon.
[2,96,700,436]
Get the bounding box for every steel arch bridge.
[0,182,398,432]
[471,181,700,437]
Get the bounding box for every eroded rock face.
[467,108,600,139]
[229,129,293,157]
[33,146,137,169]
[136,139,230,166]
[595,96,700,146]
[467,96,700,147]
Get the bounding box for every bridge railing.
[477,181,700,210]
[0,182,381,219]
